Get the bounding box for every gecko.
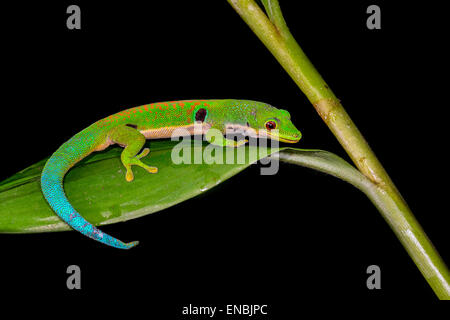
[40,99,302,249]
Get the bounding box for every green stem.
[228,0,450,298]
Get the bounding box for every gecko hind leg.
[110,125,158,182]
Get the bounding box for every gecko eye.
[265,121,277,130]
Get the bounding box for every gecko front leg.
[110,125,158,182]
[205,127,248,147]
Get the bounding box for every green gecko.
[41,99,301,249]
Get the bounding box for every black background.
[1,0,449,311]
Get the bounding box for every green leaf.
[0,138,373,235]
[0,139,280,233]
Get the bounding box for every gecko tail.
[41,171,139,249]
[40,132,139,249]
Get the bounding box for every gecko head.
[247,102,302,143]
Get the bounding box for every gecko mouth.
[276,136,301,143]
[224,125,301,143]
[264,131,301,143]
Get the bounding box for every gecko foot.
[124,156,158,182]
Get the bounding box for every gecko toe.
[137,148,150,159]
[125,169,134,182]
[147,166,158,174]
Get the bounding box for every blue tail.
[40,133,138,249]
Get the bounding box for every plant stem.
[227,0,450,298]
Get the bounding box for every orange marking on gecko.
[186,102,200,116]
[173,109,183,118]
